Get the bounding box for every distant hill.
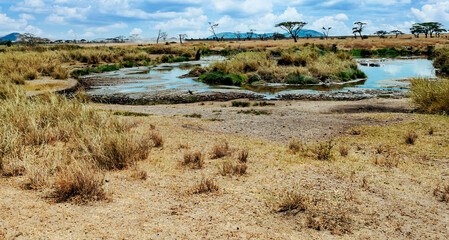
[207,30,324,39]
[0,33,20,42]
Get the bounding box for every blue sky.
[0,0,448,40]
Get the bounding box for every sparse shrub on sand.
[182,151,204,169]
[404,131,418,145]
[211,141,230,159]
[434,183,449,202]
[189,177,219,194]
[53,162,106,204]
[218,161,247,176]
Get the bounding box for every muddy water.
[83,57,436,100]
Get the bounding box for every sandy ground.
[99,98,412,142]
[2,98,449,239]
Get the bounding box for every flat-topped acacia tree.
[275,21,307,42]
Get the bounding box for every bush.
[285,73,319,84]
[211,142,230,159]
[404,131,418,145]
[199,71,247,86]
[232,101,250,107]
[434,48,449,75]
[189,177,219,194]
[182,151,204,169]
[219,161,247,176]
[312,140,334,160]
[53,162,106,204]
[410,78,449,114]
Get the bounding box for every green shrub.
[232,101,250,107]
[285,73,318,84]
[199,72,246,86]
[434,48,449,75]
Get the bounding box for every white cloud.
[86,22,128,33]
[130,28,142,35]
[411,1,449,23]
[310,14,351,36]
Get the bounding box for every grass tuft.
[238,149,249,163]
[434,183,449,202]
[189,177,219,194]
[211,141,230,159]
[150,131,163,148]
[404,131,418,145]
[219,161,248,176]
[53,162,106,204]
[312,140,334,161]
[182,151,204,169]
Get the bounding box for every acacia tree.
[178,34,187,44]
[390,30,404,38]
[374,30,388,38]
[156,30,167,44]
[435,27,447,38]
[208,22,219,41]
[247,29,256,40]
[234,31,242,41]
[18,33,49,46]
[352,22,367,40]
[275,21,307,42]
[410,24,424,38]
[322,27,332,40]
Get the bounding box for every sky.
[0,0,448,40]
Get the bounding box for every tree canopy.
[275,21,307,42]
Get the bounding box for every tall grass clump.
[0,85,152,201]
[434,48,449,75]
[410,78,449,114]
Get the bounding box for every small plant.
[429,127,434,135]
[190,177,219,194]
[289,139,307,154]
[232,101,250,107]
[150,131,163,147]
[276,191,309,212]
[130,169,147,180]
[211,142,230,159]
[404,131,418,145]
[183,113,202,118]
[53,163,106,204]
[374,152,400,168]
[433,183,449,202]
[339,145,349,157]
[253,101,275,107]
[238,149,249,163]
[313,140,334,161]
[219,161,248,176]
[182,151,204,169]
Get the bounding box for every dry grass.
[182,151,204,169]
[150,131,164,148]
[312,140,334,160]
[374,152,400,168]
[189,177,219,194]
[211,141,230,159]
[238,149,249,163]
[289,139,307,154]
[274,187,352,235]
[339,145,349,157]
[218,161,248,176]
[53,162,106,204]
[130,169,148,180]
[410,78,449,114]
[434,183,449,202]
[404,131,418,145]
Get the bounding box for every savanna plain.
[1,37,449,239]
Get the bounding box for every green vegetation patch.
[232,101,250,107]
[113,111,152,117]
[237,109,272,115]
[199,72,247,86]
[183,113,202,118]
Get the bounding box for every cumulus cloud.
[310,14,351,36]
[411,1,449,23]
